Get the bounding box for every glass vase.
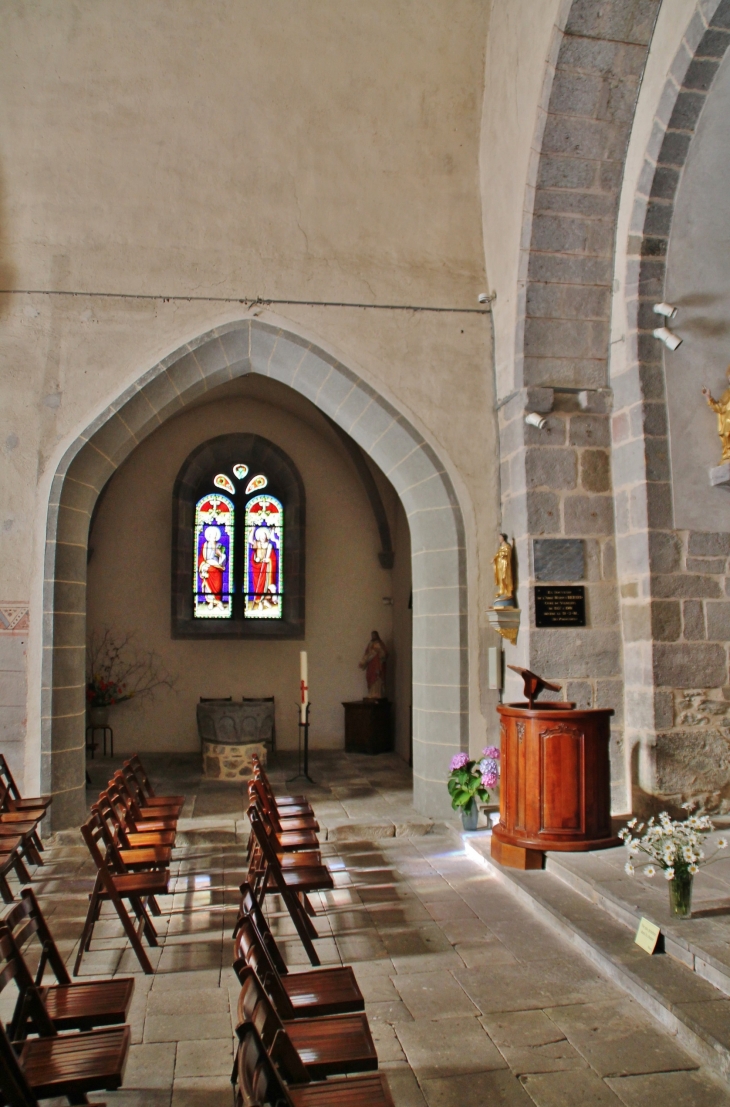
[668,870,693,919]
[461,802,479,832]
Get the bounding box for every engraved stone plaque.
[533,539,585,582]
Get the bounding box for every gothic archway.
[43,320,468,827]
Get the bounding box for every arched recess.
[610,0,730,805]
[43,320,467,828]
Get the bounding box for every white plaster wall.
[86,376,410,753]
[0,1,501,790]
[479,0,566,400]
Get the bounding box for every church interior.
[3,1,730,1104]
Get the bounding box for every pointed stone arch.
[43,320,468,827]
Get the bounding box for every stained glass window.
[245,474,268,494]
[194,494,234,619]
[243,495,283,619]
[233,464,249,480]
[214,474,235,494]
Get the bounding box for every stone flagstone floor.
[8,751,728,1106]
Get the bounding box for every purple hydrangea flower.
[482,770,498,789]
[449,752,469,772]
[483,746,500,760]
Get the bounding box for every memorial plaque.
[533,538,585,582]
[534,585,586,627]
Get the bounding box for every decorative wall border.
[0,604,29,633]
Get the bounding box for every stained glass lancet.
[194,494,234,618]
[244,494,283,619]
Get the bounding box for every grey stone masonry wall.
[520,0,661,391]
[503,0,663,813]
[614,0,730,813]
[499,384,625,809]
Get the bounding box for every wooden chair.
[250,779,319,833]
[250,754,308,809]
[0,837,32,904]
[0,820,43,872]
[75,811,169,976]
[233,1022,394,1107]
[0,933,130,1105]
[234,917,364,1019]
[252,763,313,818]
[0,785,44,867]
[106,780,178,839]
[247,785,319,852]
[247,808,333,966]
[119,763,183,818]
[2,889,135,1035]
[0,757,52,819]
[236,967,377,1081]
[127,754,185,807]
[97,790,176,850]
[112,772,179,829]
[91,800,171,872]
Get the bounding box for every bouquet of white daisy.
[618,804,728,917]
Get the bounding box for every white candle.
[299,650,308,723]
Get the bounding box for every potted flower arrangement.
[448,747,500,831]
[86,628,176,728]
[619,805,728,918]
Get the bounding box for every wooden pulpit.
[491,685,620,869]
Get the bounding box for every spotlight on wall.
[525,411,548,430]
[653,326,683,351]
[478,292,496,304]
[653,302,677,319]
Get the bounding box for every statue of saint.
[492,533,515,607]
[359,631,388,699]
[703,367,730,464]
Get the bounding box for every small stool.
[85,725,113,758]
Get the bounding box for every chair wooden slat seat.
[232,1023,394,1107]
[96,792,176,849]
[237,967,377,1081]
[0,838,31,903]
[0,756,52,818]
[18,1025,130,1098]
[120,763,184,817]
[234,911,364,1019]
[2,889,135,1035]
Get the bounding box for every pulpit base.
[490,835,544,870]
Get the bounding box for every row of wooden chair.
[231,758,394,1107]
[76,755,184,975]
[0,890,133,1104]
[0,755,52,905]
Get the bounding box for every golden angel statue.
[492,534,515,608]
[703,367,730,464]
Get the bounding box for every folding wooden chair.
[234,915,364,1019]
[0,784,44,867]
[236,966,377,1080]
[91,800,171,872]
[250,754,308,809]
[252,762,314,818]
[0,756,52,818]
[247,785,319,853]
[127,754,185,807]
[106,780,178,840]
[233,1021,394,1107]
[247,807,331,966]
[112,771,179,829]
[76,811,169,976]
[0,837,31,904]
[250,779,319,833]
[97,790,176,850]
[119,763,183,818]
[2,889,135,1035]
[0,933,130,1105]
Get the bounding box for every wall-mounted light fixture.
[653,326,683,351]
[525,412,547,430]
[478,292,496,304]
[653,302,677,319]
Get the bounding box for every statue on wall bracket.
[703,366,730,465]
[487,534,521,645]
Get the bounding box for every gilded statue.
[703,367,730,464]
[492,533,515,608]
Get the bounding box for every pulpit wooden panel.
[492,702,619,866]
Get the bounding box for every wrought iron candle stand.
[288,701,315,784]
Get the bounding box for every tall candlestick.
[299,651,308,723]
